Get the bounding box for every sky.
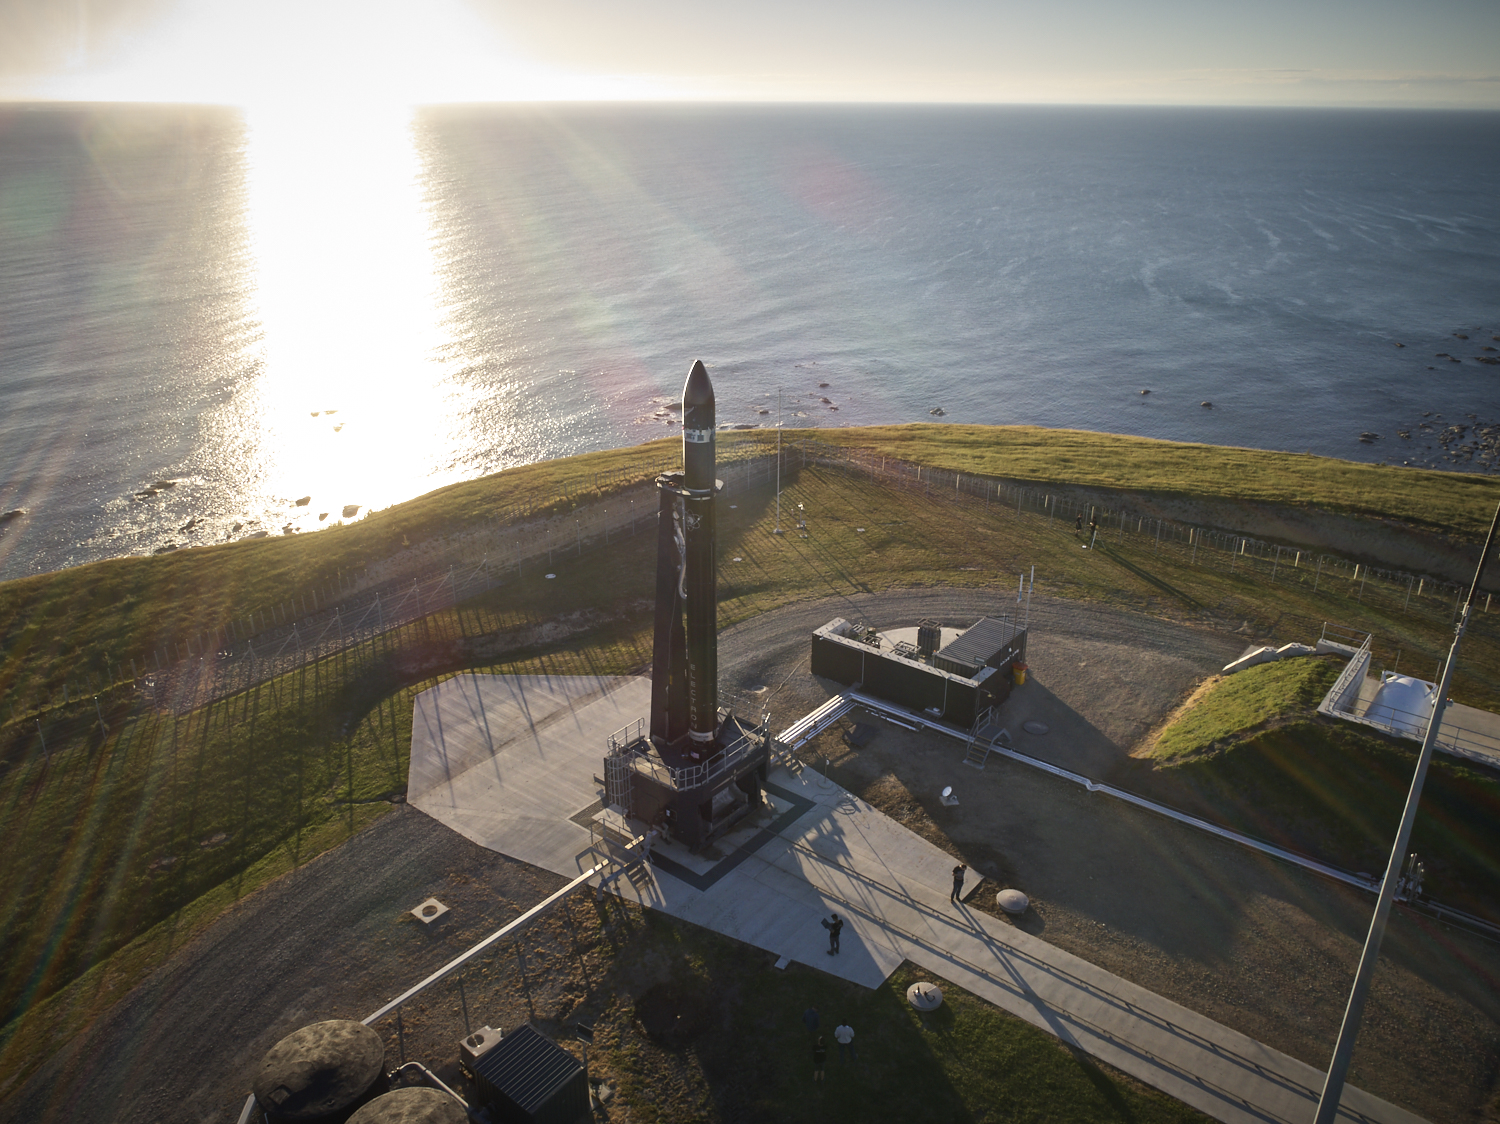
[1,0,1497,108]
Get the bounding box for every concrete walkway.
[409,674,1423,1124]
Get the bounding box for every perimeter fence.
[797,437,1493,627]
[0,442,787,763]
[4,431,1496,767]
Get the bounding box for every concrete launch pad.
[409,672,914,986]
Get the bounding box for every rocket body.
[649,360,719,748]
[681,361,718,743]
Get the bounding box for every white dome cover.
[1368,674,1437,740]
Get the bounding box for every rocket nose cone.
[683,360,714,407]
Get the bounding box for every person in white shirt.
[834,1021,858,1062]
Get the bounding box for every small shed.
[470,1024,589,1124]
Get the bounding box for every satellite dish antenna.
[941,786,952,799]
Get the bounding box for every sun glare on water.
[48,0,668,536]
[73,0,619,535]
[233,99,460,529]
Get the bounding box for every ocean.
[1,102,1498,580]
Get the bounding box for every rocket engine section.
[650,360,719,747]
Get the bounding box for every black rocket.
[650,360,719,749]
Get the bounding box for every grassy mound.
[1139,661,1500,919]
[1149,656,1342,761]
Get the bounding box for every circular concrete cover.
[997,888,1030,914]
[907,982,944,1011]
[1022,721,1049,735]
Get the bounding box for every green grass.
[807,423,1500,539]
[597,909,1208,1124]
[1144,720,1500,918]
[1151,657,1342,761]
[4,422,1496,716]
[1135,659,1500,918]
[0,437,683,710]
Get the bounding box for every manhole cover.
[1022,721,1049,735]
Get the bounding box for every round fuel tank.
[347,1087,468,1124]
[254,1019,388,1123]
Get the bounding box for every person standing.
[834,1021,858,1062]
[813,1035,827,1082]
[951,863,968,903]
[821,912,843,955]
[803,1006,820,1035]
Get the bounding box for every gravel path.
[0,809,568,1124]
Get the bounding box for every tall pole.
[773,388,784,535]
[1313,500,1500,1124]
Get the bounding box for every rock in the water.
[180,516,199,532]
[154,543,178,554]
[152,479,177,489]
[1454,332,1470,340]
[342,505,360,518]
[929,407,946,416]
[1393,341,1404,348]
[294,496,311,506]
[1140,388,1150,394]
[1201,401,1213,408]
[0,508,25,525]
[819,382,829,388]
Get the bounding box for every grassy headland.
[3,424,1497,715]
[3,425,1500,1102]
[814,424,1500,539]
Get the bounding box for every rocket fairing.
[649,360,720,748]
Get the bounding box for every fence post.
[1404,574,1413,610]
[1272,545,1281,581]
[1314,557,1322,592]
[1359,565,1369,602]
